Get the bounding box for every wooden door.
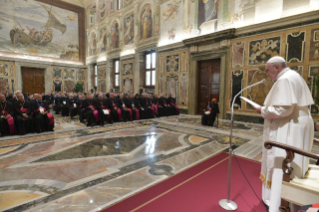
[197,59,220,114]
[22,67,45,95]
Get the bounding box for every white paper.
[74,103,77,108]
[240,97,261,108]
[122,104,125,108]
[205,111,211,115]
[40,107,44,113]
[63,101,66,105]
[141,108,144,111]
[103,109,109,115]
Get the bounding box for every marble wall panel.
[309,65,319,113]
[64,69,75,80]
[286,31,305,63]
[309,29,319,62]
[158,49,189,107]
[123,78,133,94]
[0,61,16,93]
[166,74,179,100]
[246,70,273,110]
[248,36,281,66]
[51,67,87,92]
[180,73,188,105]
[0,78,9,94]
[232,42,245,68]
[97,65,106,92]
[158,75,164,95]
[121,59,135,94]
[64,80,75,92]
[166,54,179,73]
[230,70,243,109]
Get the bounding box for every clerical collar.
[276,67,290,81]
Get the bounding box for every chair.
[264,139,319,212]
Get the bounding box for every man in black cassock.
[68,94,78,119]
[158,94,168,117]
[83,93,96,127]
[34,95,54,133]
[93,93,106,126]
[109,93,120,122]
[60,94,69,116]
[124,93,136,120]
[77,94,85,123]
[167,93,179,115]
[140,93,153,119]
[0,93,15,136]
[134,94,146,119]
[202,98,219,126]
[117,93,130,122]
[105,93,116,122]
[54,94,61,114]
[14,93,33,135]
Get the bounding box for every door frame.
[16,62,51,94]
[188,47,229,119]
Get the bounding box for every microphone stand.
[219,79,265,210]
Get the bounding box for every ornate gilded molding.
[182,29,236,46]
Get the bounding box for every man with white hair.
[255,56,314,212]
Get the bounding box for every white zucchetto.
[266,56,286,64]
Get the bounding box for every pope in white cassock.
[255,56,314,212]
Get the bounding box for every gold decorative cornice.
[183,28,236,46]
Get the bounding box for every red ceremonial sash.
[8,116,14,134]
[126,108,132,121]
[135,109,140,120]
[47,113,54,126]
[0,110,14,134]
[153,105,158,113]
[102,106,106,109]
[150,107,155,116]
[117,108,122,121]
[37,107,54,125]
[175,105,179,114]
[20,108,27,113]
[88,106,99,123]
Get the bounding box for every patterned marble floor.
[0,114,316,212]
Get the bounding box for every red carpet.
[101,152,265,212]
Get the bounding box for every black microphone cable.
[231,147,269,212]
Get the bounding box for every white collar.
[276,67,290,81]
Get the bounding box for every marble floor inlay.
[0,114,316,212]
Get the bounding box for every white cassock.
[260,68,314,212]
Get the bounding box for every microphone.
[245,79,266,89]
[219,78,266,210]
